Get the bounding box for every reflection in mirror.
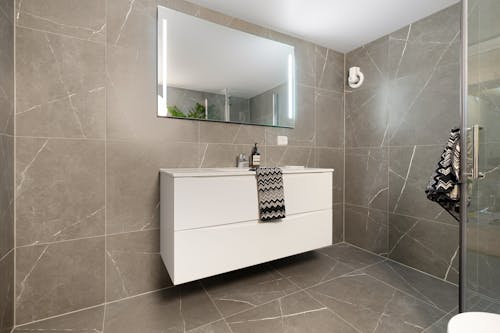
[157,6,295,128]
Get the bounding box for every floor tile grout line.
[201,265,314,324]
[303,289,363,333]
[200,282,234,333]
[467,290,500,307]
[282,246,453,313]
[209,242,449,326]
[15,253,337,329]
[358,270,448,314]
[12,243,456,330]
[421,308,456,332]
[273,256,449,331]
[13,285,174,329]
[270,262,363,333]
[184,318,228,333]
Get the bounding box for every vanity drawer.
[165,209,332,285]
[166,172,332,231]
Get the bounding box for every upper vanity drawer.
[163,171,332,231]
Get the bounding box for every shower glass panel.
[463,0,500,312]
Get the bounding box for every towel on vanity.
[256,167,286,222]
[425,127,461,221]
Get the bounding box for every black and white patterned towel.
[425,127,461,221]
[256,167,286,222]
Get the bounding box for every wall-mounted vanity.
[160,168,334,285]
[157,6,296,128]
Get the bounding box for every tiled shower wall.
[12,0,345,327]
[344,4,461,283]
[0,0,14,332]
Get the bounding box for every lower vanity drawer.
[164,209,332,285]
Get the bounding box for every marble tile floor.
[13,243,459,333]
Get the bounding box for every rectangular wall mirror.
[157,6,296,128]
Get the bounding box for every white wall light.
[157,16,168,117]
[288,53,295,119]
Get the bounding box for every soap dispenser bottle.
[250,143,261,169]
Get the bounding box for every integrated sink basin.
[159,167,331,177]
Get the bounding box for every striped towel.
[256,167,286,222]
[425,127,461,221]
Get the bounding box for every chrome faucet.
[236,153,249,168]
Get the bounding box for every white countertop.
[160,167,334,178]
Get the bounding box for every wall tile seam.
[12,32,347,146]
[346,144,449,149]
[14,227,167,249]
[10,137,349,147]
[311,146,344,150]
[341,52,346,243]
[14,24,106,46]
[103,2,108,332]
[14,135,107,142]
[391,65,461,84]
[0,248,14,263]
[343,241,459,288]
[12,0,17,328]
[0,133,14,138]
[344,203,458,227]
[343,201,417,214]
[388,212,460,228]
[297,83,345,95]
[0,3,13,24]
[68,138,351,147]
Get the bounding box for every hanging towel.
[425,127,461,221]
[256,167,286,222]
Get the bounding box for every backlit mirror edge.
[156,5,296,129]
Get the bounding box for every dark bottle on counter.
[250,143,261,169]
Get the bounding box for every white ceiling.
[187,0,460,52]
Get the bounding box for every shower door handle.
[466,124,485,180]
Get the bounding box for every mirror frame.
[156,6,296,129]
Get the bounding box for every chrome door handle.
[465,124,485,179]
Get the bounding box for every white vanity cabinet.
[160,168,333,285]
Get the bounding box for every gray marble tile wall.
[344,4,461,283]
[0,0,14,332]
[12,0,345,327]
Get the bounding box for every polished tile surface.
[106,229,171,302]
[15,138,105,246]
[13,243,458,333]
[13,0,346,324]
[0,0,14,332]
[15,237,105,324]
[344,3,460,283]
